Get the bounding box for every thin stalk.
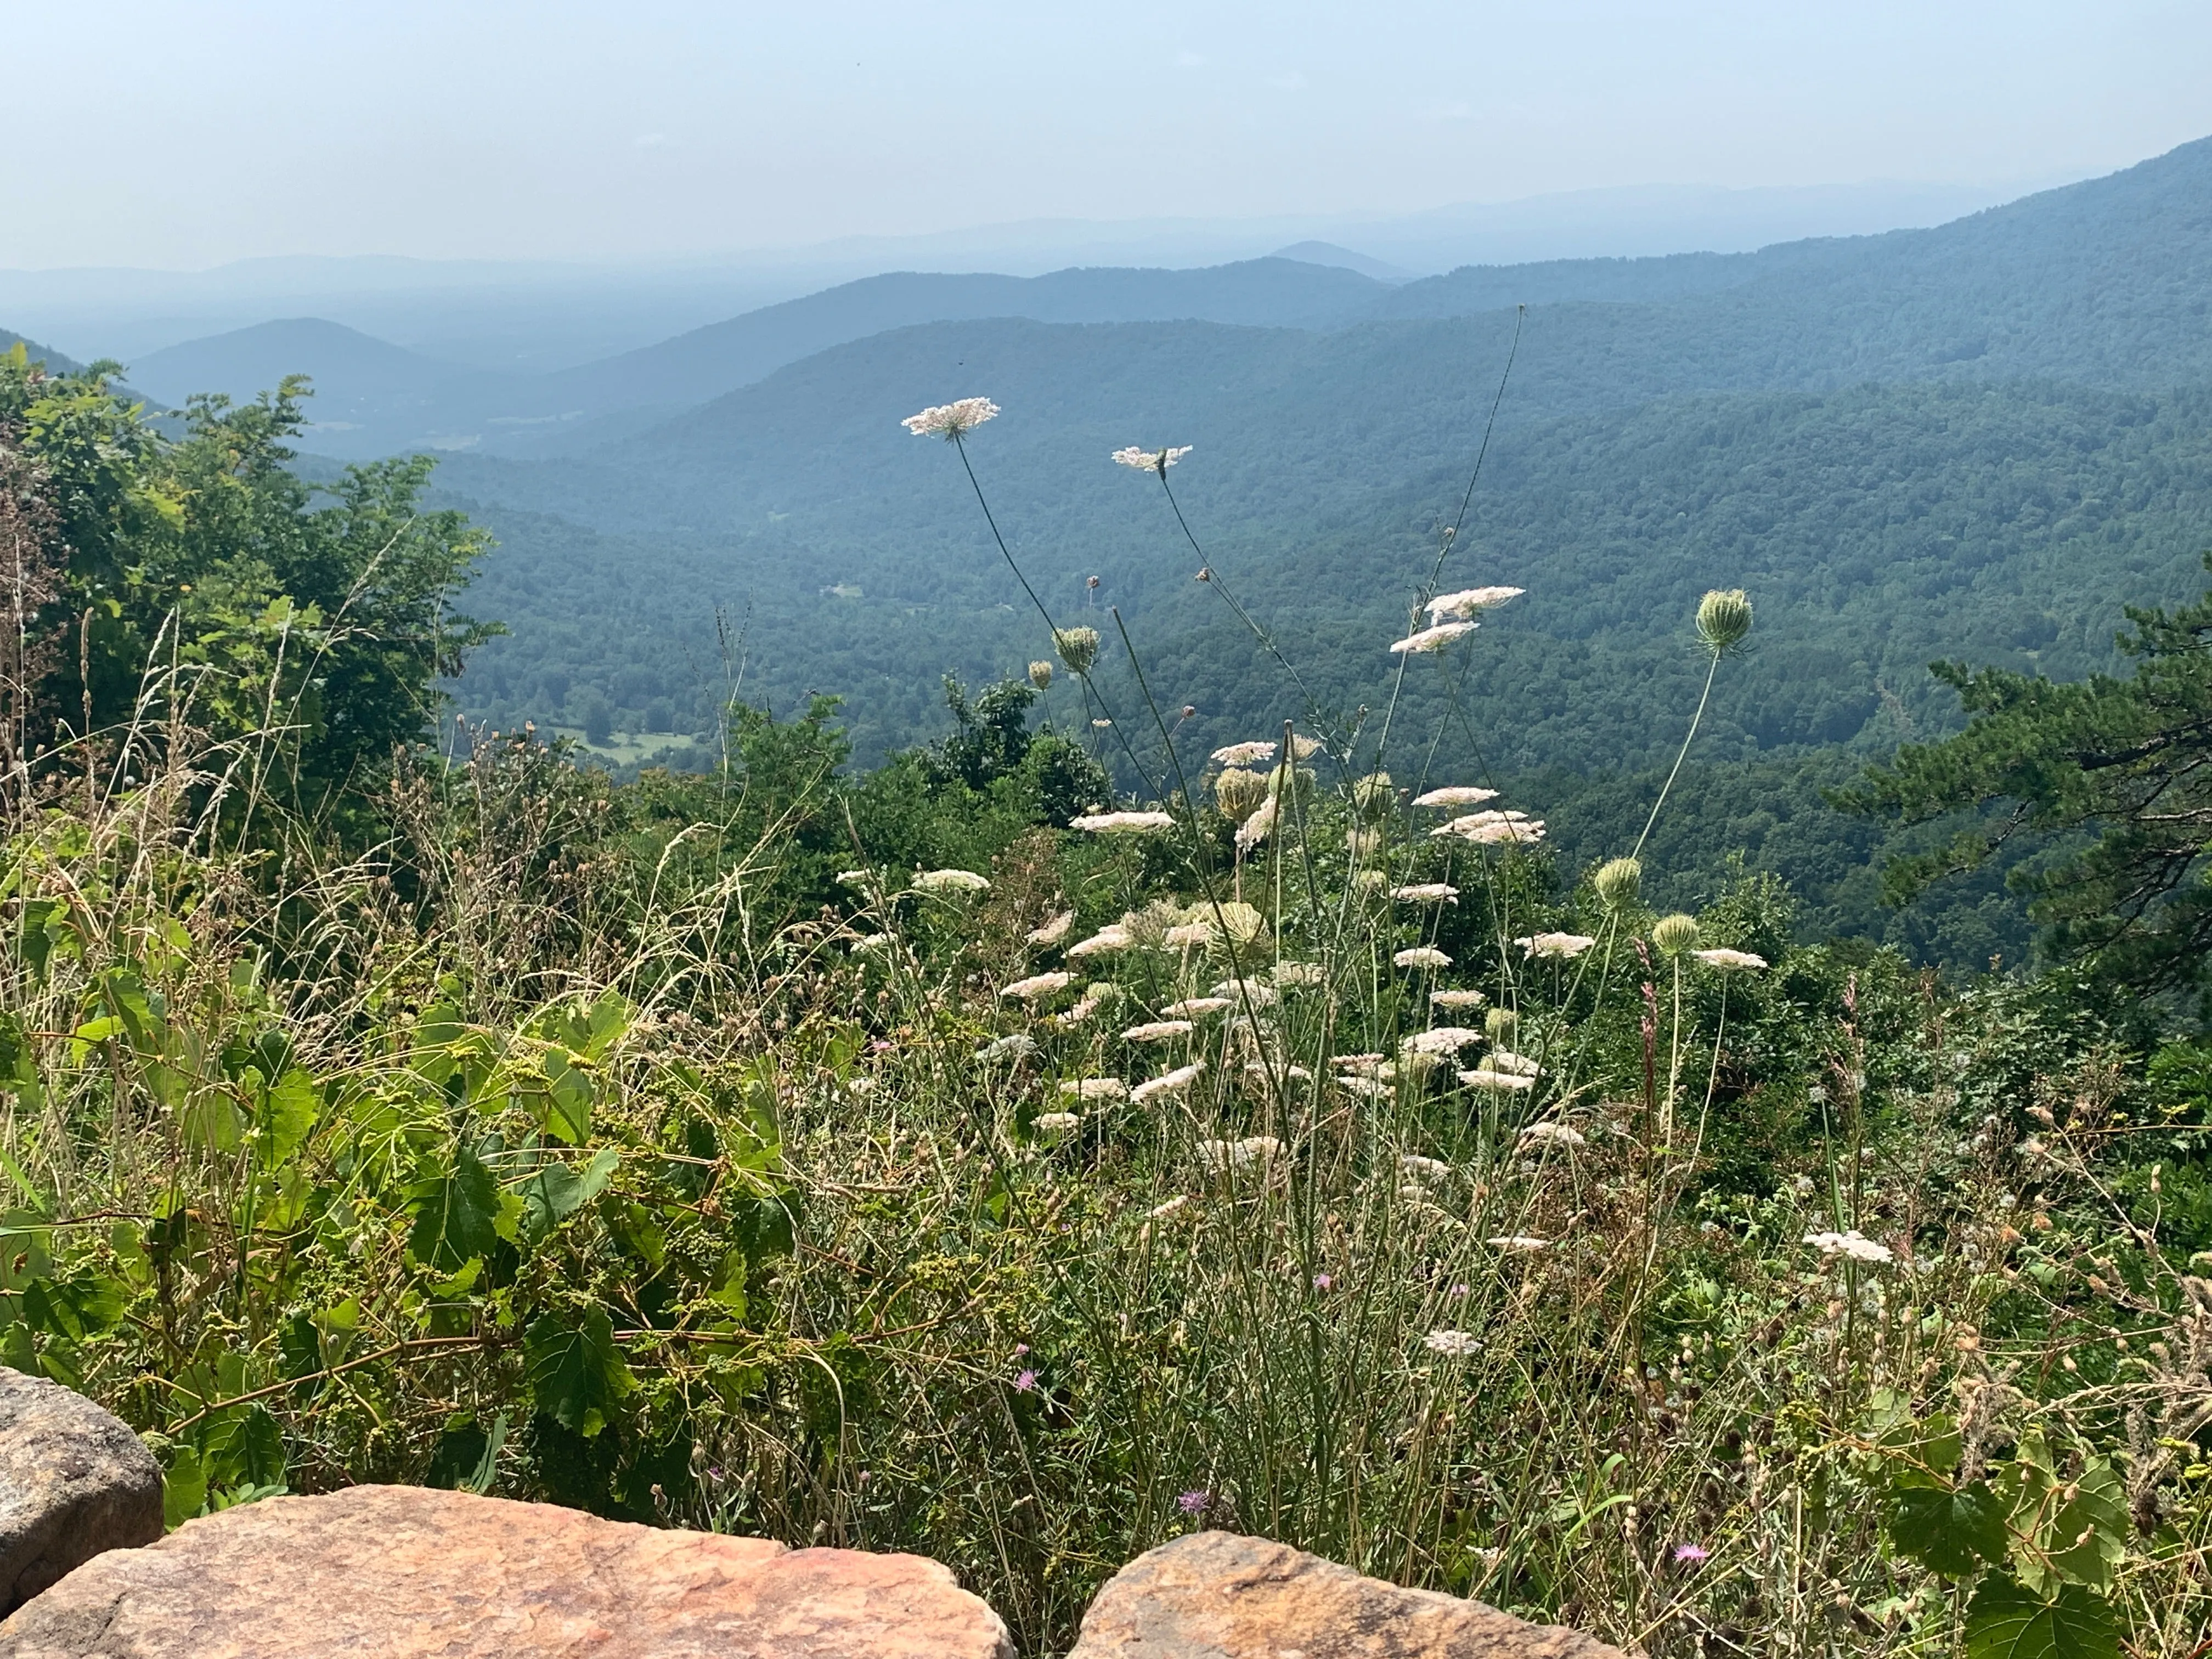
[1631,650,1721,862]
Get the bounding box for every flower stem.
[1632,650,1721,862]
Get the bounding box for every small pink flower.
[1673,1543,1709,1565]
[1014,1343,1030,1356]
[1313,1273,1334,1290]
[1013,1369,1038,1392]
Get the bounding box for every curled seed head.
[1594,856,1643,910]
[1653,913,1701,957]
[1696,589,1753,657]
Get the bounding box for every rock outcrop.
[0,1484,1013,1658]
[1069,1531,1627,1658]
[0,1368,165,1617]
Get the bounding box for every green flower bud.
[1485,1006,1517,1045]
[1215,767,1270,825]
[1054,626,1101,676]
[1695,589,1753,657]
[1352,771,1395,821]
[1593,855,1643,910]
[1652,912,1701,957]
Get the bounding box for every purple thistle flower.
[1177,1489,1211,1515]
[1673,1543,1709,1565]
[1013,1369,1038,1392]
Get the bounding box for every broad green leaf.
[518,1147,619,1245]
[1965,1574,2118,1659]
[21,1268,125,1339]
[539,1049,593,1144]
[524,1306,632,1438]
[583,990,630,1060]
[202,1404,286,1491]
[2041,1462,2128,1592]
[407,1147,503,1272]
[162,1446,209,1529]
[259,1069,319,1166]
[1891,1477,2010,1575]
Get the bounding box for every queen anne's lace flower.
[1464,819,1546,845]
[902,397,1000,438]
[1520,1121,1585,1147]
[1002,972,1073,1001]
[1486,1050,1541,1077]
[1122,1020,1195,1043]
[1194,1132,1279,1170]
[915,868,990,893]
[1164,921,1217,950]
[1389,622,1479,654]
[975,1033,1039,1061]
[1459,1068,1534,1092]
[1517,931,1596,960]
[1394,946,1452,969]
[1430,988,1487,1009]
[1163,997,1234,1017]
[1426,586,1523,620]
[1112,444,1194,471]
[1211,740,1278,766]
[1060,1077,1127,1100]
[1399,1154,1453,1183]
[1692,947,1770,971]
[1026,911,1075,945]
[1404,1026,1483,1057]
[1234,796,1277,854]
[1413,785,1499,809]
[1148,1194,1191,1220]
[1133,1062,1206,1104]
[1069,810,1176,834]
[1487,1235,1549,1253]
[1274,961,1324,986]
[1034,1111,1081,1135]
[1067,926,1133,959]
[1423,1329,1481,1356]
[1805,1229,1893,1265]
[1391,883,1459,903]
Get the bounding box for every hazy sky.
[13,0,2210,269]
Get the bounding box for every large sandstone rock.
[1069,1531,1626,1658]
[0,1368,165,1616]
[0,1485,1012,1658]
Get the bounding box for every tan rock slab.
[0,1484,1012,1658]
[0,1369,164,1616]
[1069,1531,1626,1658]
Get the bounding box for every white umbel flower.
[1212,740,1278,766]
[1112,444,1193,471]
[1414,785,1500,809]
[1068,926,1134,959]
[1163,997,1234,1017]
[1430,988,1487,1009]
[1389,622,1479,654]
[1393,947,1452,969]
[915,868,990,893]
[902,397,1000,438]
[1517,932,1596,960]
[1459,1068,1534,1092]
[1693,947,1770,972]
[1486,1050,1541,1077]
[1026,911,1075,945]
[1194,1132,1279,1170]
[1427,586,1523,620]
[1487,1235,1549,1253]
[1423,1329,1481,1357]
[1133,1062,1206,1104]
[1519,1121,1585,1147]
[1404,1027,1483,1057]
[1034,1110,1081,1135]
[1391,883,1459,904]
[1234,796,1278,854]
[1122,1020,1195,1043]
[1060,1077,1128,1101]
[1002,972,1074,1001]
[1069,810,1176,834]
[975,1033,1040,1061]
[1804,1229,1893,1265]
[1399,1154,1453,1183]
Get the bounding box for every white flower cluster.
[1423,1328,1482,1357]
[1393,946,1452,969]
[1391,883,1459,904]
[1026,911,1074,945]
[1414,785,1499,808]
[1134,1061,1205,1104]
[1430,988,1487,1009]
[1805,1229,1893,1265]
[1162,996,1234,1017]
[1211,740,1278,766]
[1517,931,1596,960]
[1112,444,1194,471]
[1068,924,1133,959]
[1122,1020,1194,1043]
[1432,809,1545,845]
[1404,1026,1483,1057]
[1427,586,1523,620]
[1195,1133,1280,1171]
[901,397,1000,438]
[1060,1076,1128,1101]
[1520,1121,1585,1148]
[1389,621,1479,654]
[1069,810,1176,834]
[915,868,990,894]
[1692,947,1769,971]
[1002,971,1073,1001]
